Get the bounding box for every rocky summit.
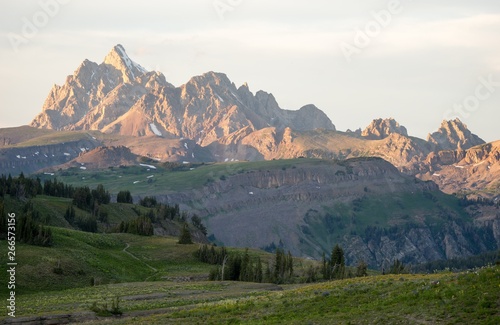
[361,118,408,140]
[31,45,335,146]
[427,119,485,150]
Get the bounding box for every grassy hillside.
[36,158,325,195]
[0,126,106,148]
[0,229,211,295]
[305,189,469,245]
[2,263,498,324]
[31,158,487,266]
[2,195,160,231]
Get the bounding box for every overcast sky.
[0,0,499,142]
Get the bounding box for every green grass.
[301,189,470,253]
[36,158,326,195]
[3,266,499,324]
[2,195,156,232]
[7,130,101,148]
[0,229,211,295]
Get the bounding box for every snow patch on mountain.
[115,44,148,76]
[149,123,162,136]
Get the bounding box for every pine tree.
[389,259,407,274]
[356,260,368,277]
[240,248,251,282]
[264,262,272,283]
[321,252,330,280]
[191,214,207,235]
[178,223,193,244]
[286,250,294,278]
[274,248,288,284]
[117,190,133,204]
[64,205,75,225]
[330,244,346,280]
[254,257,263,283]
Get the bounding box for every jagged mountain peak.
[427,118,485,150]
[361,117,408,140]
[181,71,237,97]
[31,45,336,143]
[195,71,230,83]
[103,44,148,83]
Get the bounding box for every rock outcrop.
[157,157,498,266]
[427,119,485,150]
[418,141,500,198]
[361,118,408,140]
[31,45,335,146]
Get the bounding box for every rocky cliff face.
[50,146,140,171]
[427,119,485,150]
[156,158,497,266]
[361,118,408,140]
[417,141,500,198]
[31,45,335,146]
[0,138,101,175]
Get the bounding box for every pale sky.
[0,0,499,142]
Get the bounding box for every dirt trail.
[122,243,158,273]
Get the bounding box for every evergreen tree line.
[43,178,75,198]
[72,184,110,211]
[2,175,207,236]
[458,196,499,208]
[116,190,133,204]
[0,199,52,246]
[273,248,294,284]
[114,216,154,236]
[196,245,293,284]
[1,174,112,213]
[195,244,228,265]
[17,212,53,246]
[0,173,42,199]
[207,248,264,283]
[136,195,208,236]
[413,250,500,273]
[64,202,153,236]
[1,175,209,246]
[63,204,100,233]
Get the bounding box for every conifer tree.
[254,257,263,283]
[178,223,193,244]
[356,260,368,277]
[330,244,345,279]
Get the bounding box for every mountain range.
[16,45,496,197]
[1,44,499,265]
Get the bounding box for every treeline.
[413,250,500,273]
[458,196,500,208]
[63,205,98,233]
[135,195,207,235]
[197,243,370,284]
[1,173,111,211]
[1,174,207,244]
[196,245,265,283]
[0,173,42,199]
[195,245,294,284]
[0,199,52,246]
[114,216,154,236]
